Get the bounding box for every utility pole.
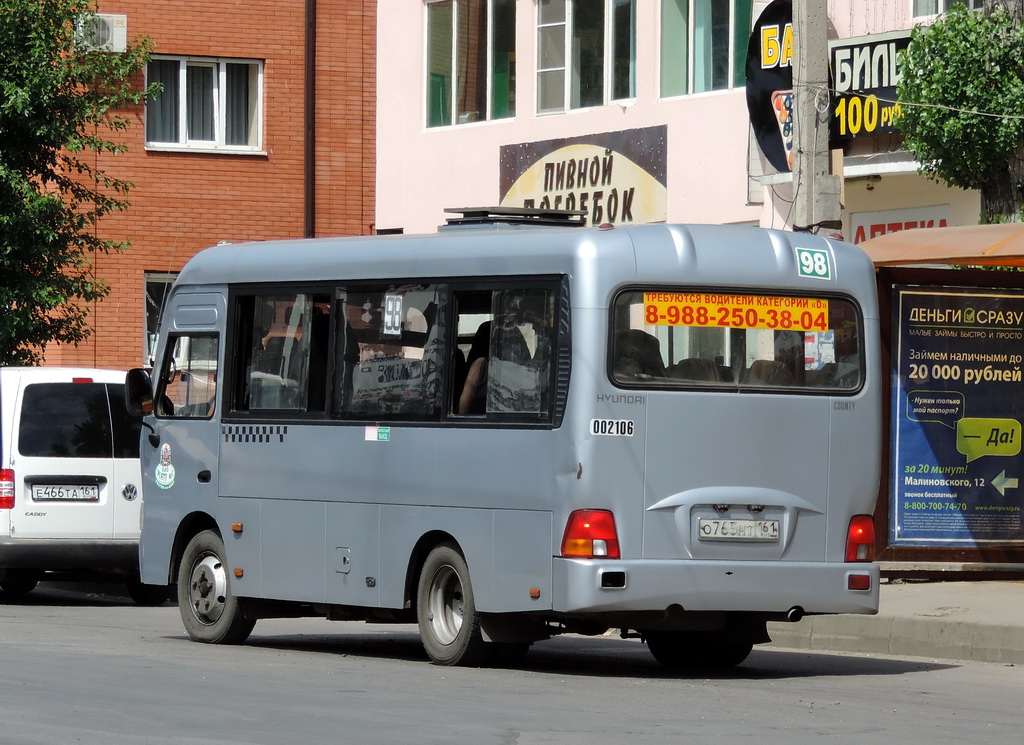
[791,0,842,234]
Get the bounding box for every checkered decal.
[222,425,289,443]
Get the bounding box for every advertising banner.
[829,31,911,142]
[499,126,668,227]
[745,0,793,173]
[891,286,1024,546]
[850,205,949,245]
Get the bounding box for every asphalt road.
[0,582,1021,745]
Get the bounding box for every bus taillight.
[0,469,15,509]
[561,510,620,559]
[846,515,875,562]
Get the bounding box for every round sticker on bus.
[155,443,176,490]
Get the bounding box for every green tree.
[896,2,1024,222]
[0,0,153,364]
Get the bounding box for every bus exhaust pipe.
[787,606,804,623]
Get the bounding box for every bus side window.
[452,287,556,419]
[156,335,219,419]
[232,293,330,413]
[333,284,446,420]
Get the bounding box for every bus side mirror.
[126,368,154,417]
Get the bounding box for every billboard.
[891,286,1024,546]
[829,31,911,141]
[499,126,668,226]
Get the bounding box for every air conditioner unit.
[75,13,128,53]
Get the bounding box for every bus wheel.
[0,569,39,595]
[417,543,490,666]
[644,631,752,670]
[126,577,171,606]
[178,530,255,645]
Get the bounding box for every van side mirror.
[125,368,154,418]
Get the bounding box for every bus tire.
[644,630,752,670]
[0,569,39,595]
[416,543,490,666]
[126,577,171,606]
[178,530,255,645]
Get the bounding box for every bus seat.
[745,359,794,386]
[614,329,667,381]
[667,357,722,382]
[805,362,837,388]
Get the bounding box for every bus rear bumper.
[552,557,879,617]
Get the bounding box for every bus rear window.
[611,290,863,392]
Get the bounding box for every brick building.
[47,0,376,369]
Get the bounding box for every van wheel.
[0,570,39,595]
[644,630,752,670]
[178,530,255,644]
[417,543,490,666]
[126,578,171,606]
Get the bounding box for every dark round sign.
[746,0,794,174]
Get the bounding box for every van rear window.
[18,383,115,458]
[611,290,863,392]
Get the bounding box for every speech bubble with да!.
[956,418,1022,463]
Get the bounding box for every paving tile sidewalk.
[767,580,1024,664]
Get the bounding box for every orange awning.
[860,224,1024,267]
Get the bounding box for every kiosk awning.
[860,224,1024,267]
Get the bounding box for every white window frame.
[912,0,983,18]
[145,56,264,154]
[536,0,637,114]
[425,0,516,127]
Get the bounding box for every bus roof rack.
[441,206,588,229]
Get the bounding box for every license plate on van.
[31,484,100,502]
[698,518,779,542]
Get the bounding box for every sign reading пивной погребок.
[892,287,1024,546]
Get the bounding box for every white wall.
[376,0,761,234]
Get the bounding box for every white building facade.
[376,0,981,240]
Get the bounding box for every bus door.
[149,294,225,519]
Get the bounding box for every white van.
[0,367,167,604]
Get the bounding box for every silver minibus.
[128,217,881,668]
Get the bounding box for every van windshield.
[611,290,863,392]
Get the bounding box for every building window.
[146,57,262,151]
[660,0,752,97]
[426,0,516,127]
[144,272,177,365]
[913,0,983,16]
[536,0,636,114]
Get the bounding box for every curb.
[768,615,1024,665]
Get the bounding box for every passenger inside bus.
[457,320,535,414]
[458,321,490,415]
[613,329,667,381]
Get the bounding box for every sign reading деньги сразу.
[892,286,1024,546]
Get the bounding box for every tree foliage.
[896,3,1024,222]
[0,0,153,364]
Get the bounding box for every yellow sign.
[643,292,830,332]
[500,143,667,226]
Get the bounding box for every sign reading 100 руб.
[892,286,1024,546]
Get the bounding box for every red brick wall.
[47,0,376,369]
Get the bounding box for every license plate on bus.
[698,518,779,542]
[31,484,100,502]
